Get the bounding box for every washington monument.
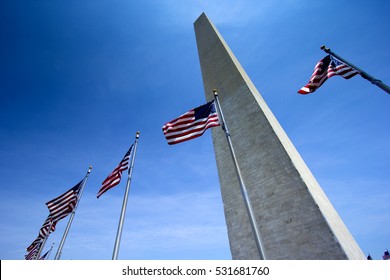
[194,13,365,260]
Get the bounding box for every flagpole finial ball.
[136,131,140,138]
[321,45,330,52]
[88,166,92,172]
[213,89,218,96]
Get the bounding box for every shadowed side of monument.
[194,13,365,260]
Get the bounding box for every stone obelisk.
[194,13,365,260]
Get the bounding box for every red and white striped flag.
[26,238,41,253]
[26,215,57,253]
[38,215,57,239]
[298,55,360,94]
[162,100,220,145]
[46,181,82,222]
[97,145,133,198]
[25,242,39,260]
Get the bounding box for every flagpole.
[54,166,92,260]
[112,131,140,260]
[321,45,390,94]
[213,89,266,260]
[45,243,54,260]
[33,240,44,260]
[35,239,46,260]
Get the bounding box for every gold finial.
[213,88,218,96]
[136,131,140,138]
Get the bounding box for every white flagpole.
[213,89,266,260]
[54,166,92,260]
[33,240,44,260]
[112,132,140,260]
[35,238,46,260]
[45,243,54,260]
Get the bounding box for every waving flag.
[26,215,56,253]
[383,250,390,260]
[162,100,220,145]
[26,238,42,253]
[46,181,82,222]
[97,145,133,198]
[298,55,359,94]
[38,215,57,239]
[39,246,53,260]
[25,243,39,260]
[39,250,49,260]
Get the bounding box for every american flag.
[39,249,51,260]
[97,145,133,198]
[25,242,39,260]
[26,215,56,252]
[27,238,41,253]
[46,180,83,222]
[383,249,390,260]
[162,100,220,145]
[298,55,360,94]
[38,215,57,239]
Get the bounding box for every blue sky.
[0,0,389,260]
